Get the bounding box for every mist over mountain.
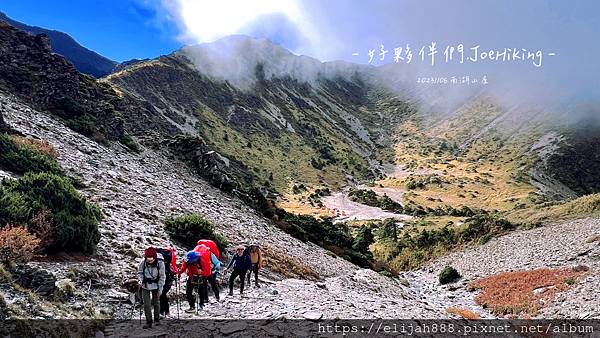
[178,35,371,90]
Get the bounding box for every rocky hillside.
[387,94,600,203]
[0,11,117,77]
[0,21,179,145]
[0,93,444,321]
[2,96,598,337]
[105,36,416,193]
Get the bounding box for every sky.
[1,0,598,109]
[0,0,182,61]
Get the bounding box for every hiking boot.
[143,322,152,329]
[255,283,260,288]
[154,320,161,326]
[228,291,233,297]
[185,308,196,313]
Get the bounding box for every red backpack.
[196,239,220,260]
[196,245,212,277]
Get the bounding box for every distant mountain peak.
[177,35,367,90]
[0,11,117,78]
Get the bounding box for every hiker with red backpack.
[194,240,222,303]
[137,247,166,328]
[177,247,213,313]
[224,245,251,296]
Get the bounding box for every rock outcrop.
[0,21,177,143]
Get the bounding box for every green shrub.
[164,213,228,252]
[120,134,141,153]
[353,226,374,256]
[377,218,399,241]
[348,189,403,213]
[383,213,516,270]
[439,265,461,284]
[277,213,372,268]
[459,214,515,241]
[0,134,64,176]
[479,234,492,245]
[0,172,102,253]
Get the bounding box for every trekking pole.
[176,277,180,320]
[138,285,143,325]
[129,284,137,320]
[196,277,200,314]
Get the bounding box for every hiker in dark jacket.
[224,245,251,296]
[137,247,166,328]
[157,247,177,318]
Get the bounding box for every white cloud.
[162,0,299,42]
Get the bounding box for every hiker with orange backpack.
[246,244,262,288]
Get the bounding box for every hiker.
[157,247,177,318]
[177,249,211,312]
[137,247,166,328]
[246,244,263,288]
[224,245,251,296]
[194,242,222,303]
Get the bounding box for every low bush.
[276,213,373,268]
[0,133,64,176]
[9,136,58,159]
[164,213,228,252]
[439,265,461,284]
[0,226,40,263]
[120,134,141,153]
[405,175,445,190]
[0,172,102,253]
[348,189,403,213]
[383,213,517,270]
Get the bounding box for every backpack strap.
[142,260,160,285]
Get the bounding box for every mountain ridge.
[0,11,117,78]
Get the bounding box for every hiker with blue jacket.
[223,245,251,296]
[137,247,166,328]
[206,249,222,302]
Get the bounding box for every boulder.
[55,278,76,300]
[10,264,57,298]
